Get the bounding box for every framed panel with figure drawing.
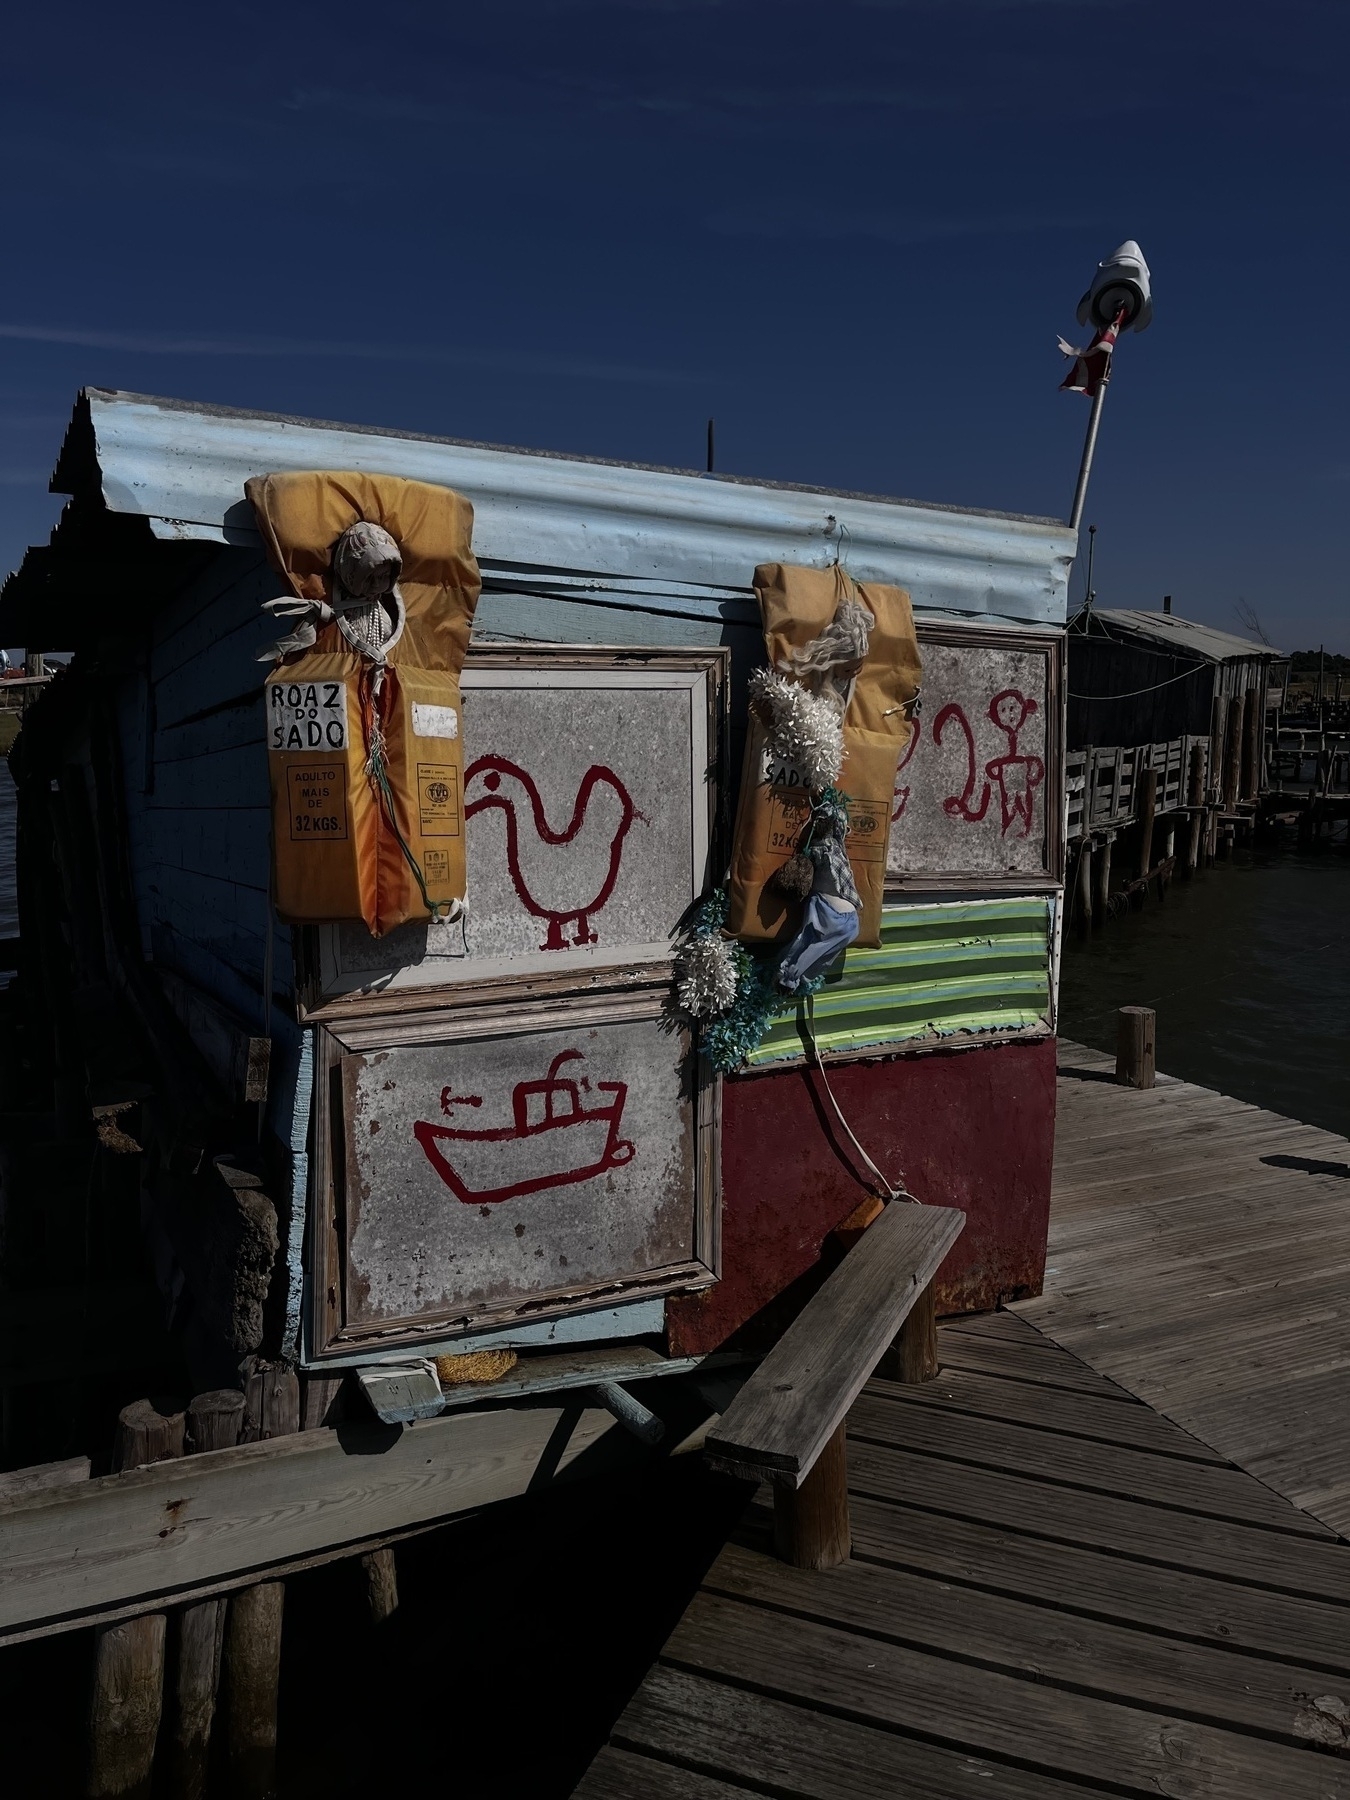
[887,625,1063,890]
[302,646,728,1007]
[307,985,719,1357]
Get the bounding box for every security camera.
[1077,240,1153,334]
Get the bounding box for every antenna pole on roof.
[1068,380,1109,532]
[706,417,715,474]
[1083,524,1097,615]
[1061,241,1153,530]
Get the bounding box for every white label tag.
[268,679,348,753]
[412,701,459,740]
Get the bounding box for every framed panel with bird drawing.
[306,982,720,1358]
[300,646,729,1011]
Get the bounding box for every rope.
[1068,663,1208,701]
[361,663,460,925]
[802,993,921,1205]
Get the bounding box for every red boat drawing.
[412,1049,635,1205]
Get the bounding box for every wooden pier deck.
[579,1310,1350,1797]
[1021,1041,1350,1538]
[577,1048,1350,1798]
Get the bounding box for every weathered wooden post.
[1093,834,1113,923]
[1116,1006,1156,1089]
[1183,742,1205,876]
[772,1423,851,1571]
[887,1280,940,1385]
[88,1399,185,1798]
[223,1365,299,1799]
[361,1550,400,1626]
[1075,839,1093,934]
[169,1390,245,1799]
[1241,686,1259,800]
[1223,691,1244,815]
[1133,767,1157,905]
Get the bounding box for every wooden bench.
[705,1201,965,1569]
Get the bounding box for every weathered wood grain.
[610,1663,1106,1800]
[663,1594,1350,1799]
[0,1400,628,1641]
[705,1539,1350,1747]
[705,1203,963,1486]
[846,1437,1350,1599]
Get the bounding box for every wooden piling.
[224,1366,299,1799]
[772,1422,851,1571]
[1116,1006,1156,1090]
[223,1584,285,1800]
[361,1549,400,1626]
[1075,839,1092,933]
[1223,691,1244,813]
[170,1391,244,1799]
[1183,742,1205,876]
[1134,768,1157,904]
[1241,686,1260,800]
[88,1399,184,1797]
[1093,835,1113,922]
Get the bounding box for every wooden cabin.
[0,387,1079,1783]
[1064,607,1281,896]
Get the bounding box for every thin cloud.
[0,321,700,389]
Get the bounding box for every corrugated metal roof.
[34,389,1076,627]
[1095,609,1278,663]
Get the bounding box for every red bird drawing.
[463,755,638,950]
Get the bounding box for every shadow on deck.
[580,1313,1350,1798]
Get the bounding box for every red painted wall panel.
[666,1034,1057,1357]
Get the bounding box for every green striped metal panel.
[747,896,1054,1066]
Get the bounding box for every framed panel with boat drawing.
[300,645,728,1010]
[307,984,719,1358]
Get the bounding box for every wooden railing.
[1066,735,1212,841]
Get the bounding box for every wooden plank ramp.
[1017,1040,1350,1539]
[576,1317,1350,1797]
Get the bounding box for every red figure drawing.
[934,703,993,824]
[984,689,1045,838]
[890,713,922,821]
[934,692,1044,838]
[413,1049,635,1205]
[464,755,637,950]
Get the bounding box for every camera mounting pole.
[1063,241,1152,531]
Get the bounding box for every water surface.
[1058,848,1350,1139]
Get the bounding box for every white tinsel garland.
[674,932,741,1019]
[748,666,846,792]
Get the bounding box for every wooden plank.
[0,1457,90,1500]
[706,1539,1350,1747]
[936,1309,1047,1345]
[846,1437,1350,1600]
[931,1333,1138,1401]
[575,1746,759,1800]
[705,1203,963,1486]
[846,1494,1350,1672]
[867,1366,1229,1463]
[663,1593,1350,1800]
[611,1663,1105,1800]
[0,1398,638,1641]
[847,1391,1332,1536]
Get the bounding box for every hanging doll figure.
[774,792,861,994]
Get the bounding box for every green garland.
[681,888,829,1074]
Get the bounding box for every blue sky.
[1,0,1345,650]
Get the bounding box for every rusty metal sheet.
[323,657,716,997]
[889,633,1058,881]
[340,1014,701,1333]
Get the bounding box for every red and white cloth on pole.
[1058,306,1126,399]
